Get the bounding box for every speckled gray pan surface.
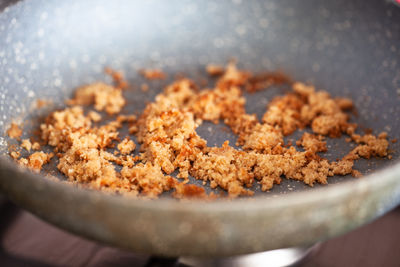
[0,0,400,257]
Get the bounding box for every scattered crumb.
[7,123,22,140]
[206,64,224,76]
[32,142,41,150]
[67,82,125,114]
[139,69,166,80]
[296,133,327,153]
[10,151,20,159]
[9,62,392,199]
[173,183,208,199]
[18,152,53,172]
[392,138,397,143]
[88,111,102,122]
[245,71,291,92]
[117,138,136,155]
[117,114,137,123]
[36,99,51,109]
[21,139,32,151]
[105,67,129,89]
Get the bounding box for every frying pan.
[0,0,400,257]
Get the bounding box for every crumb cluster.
[7,63,391,199]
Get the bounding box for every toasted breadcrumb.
[19,152,53,172]
[88,111,102,122]
[32,142,41,150]
[139,69,166,80]
[245,72,291,93]
[7,123,22,140]
[10,151,20,159]
[117,138,136,155]
[296,133,327,153]
[21,139,32,151]
[105,67,129,89]
[67,82,125,114]
[173,183,208,199]
[206,64,224,76]
[10,63,392,199]
[36,99,51,109]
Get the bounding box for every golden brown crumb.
[335,97,353,110]
[67,83,125,114]
[21,139,32,151]
[7,123,22,140]
[88,111,102,122]
[139,69,166,80]
[105,67,129,89]
[11,62,392,199]
[117,138,136,155]
[392,138,397,143]
[117,114,137,124]
[190,141,254,197]
[349,132,389,159]
[296,133,327,153]
[19,152,53,172]
[217,61,250,88]
[245,71,291,93]
[36,99,51,109]
[206,64,224,76]
[173,183,207,199]
[10,151,20,159]
[32,142,41,150]
[262,93,304,135]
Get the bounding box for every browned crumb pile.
[7,63,391,199]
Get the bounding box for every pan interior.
[0,0,399,198]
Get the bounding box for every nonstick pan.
[0,0,400,257]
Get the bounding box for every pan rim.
[1,155,399,210]
[1,155,400,256]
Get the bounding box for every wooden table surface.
[0,200,399,267]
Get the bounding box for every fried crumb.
[67,82,125,114]
[245,71,291,93]
[11,62,392,199]
[7,123,22,140]
[32,142,41,150]
[173,183,207,199]
[19,152,53,172]
[88,111,102,122]
[139,69,166,80]
[105,67,129,89]
[36,99,51,109]
[117,138,136,155]
[21,139,32,151]
[10,151,20,159]
[206,64,224,76]
[296,133,327,153]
